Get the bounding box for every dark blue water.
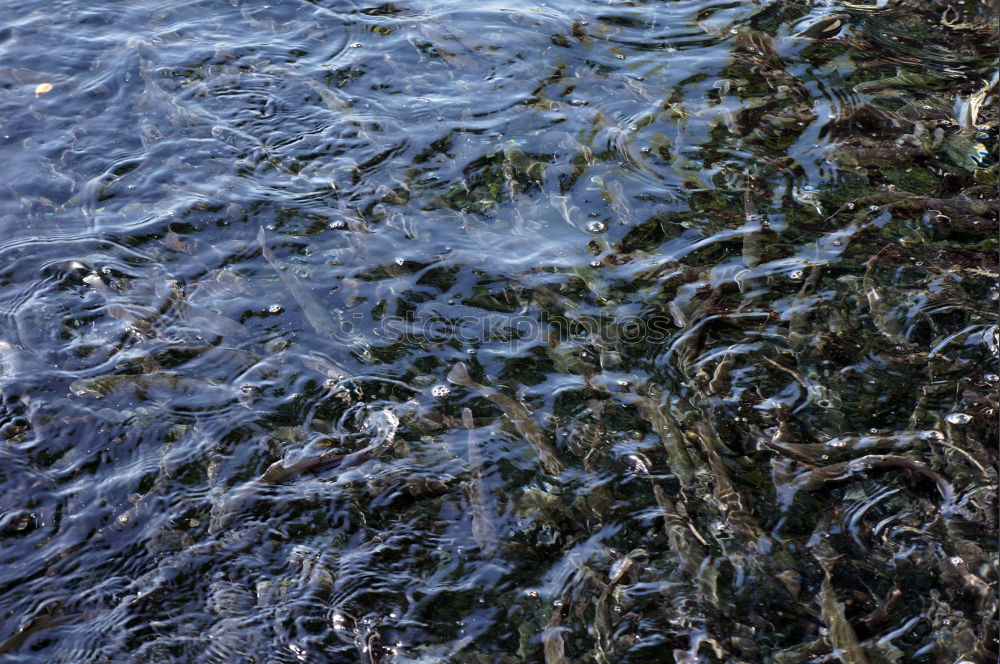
[0,0,997,662]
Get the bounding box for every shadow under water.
[0,0,997,662]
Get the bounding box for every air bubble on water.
[945,412,972,425]
[431,384,451,398]
[586,220,607,233]
[395,257,405,266]
[268,304,284,314]
[328,220,346,230]
[789,270,804,280]
[984,373,999,383]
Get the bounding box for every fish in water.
[464,407,499,556]
[257,226,369,356]
[447,362,562,476]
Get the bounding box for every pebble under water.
[0,0,997,662]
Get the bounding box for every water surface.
[0,0,997,662]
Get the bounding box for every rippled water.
[0,0,997,662]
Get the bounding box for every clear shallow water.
[0,0,996,662]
